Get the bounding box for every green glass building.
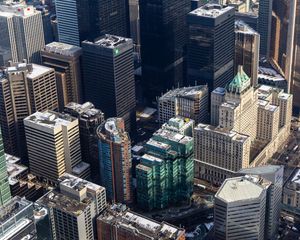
[136,117,194,211]
[0,130,11,206]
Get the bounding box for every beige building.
[0,61,58,159]
[24,111,90,184]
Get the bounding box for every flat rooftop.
[92,35,130,49]
[0,4,37,17]
[258,100,278,112]
[258,67,285,82]
[190,4,234,18]
[45,42,82,56]
[212,87,226,95]
[99,205,184,239]
[6,154,27,185]
[159,85,207,101]
[235,20,258,34]
[154,129,193,145]
[65,102,104,118]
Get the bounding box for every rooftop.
[239,165,283,176]
[26,64,53,79]
[226,66,251,94]
[5,154,27,185]
[64,102,104,118]
[90,34,131,49]
[258,66,285,82]
[216,176,269,203]
[235,20,258,35]
[190,4,234,18]
[154,129,193,145]
[0,4,38,17]
[99,205,185,239]
[258,100,278,112]
[159,85,207,101]
[212,87,226,95]
[45,42,82,57]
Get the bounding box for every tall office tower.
[24,111,90,184]
[0,4,45,64]
[214,176,269,240]
[210,87,226,126]
[239,165,284,240]
[158,85,209,125]
[82,35,136,132]
[0,197,37,239]
[97,204,186,240]
[64,102,105,183]
[97,118,132,204]
[187,4,235,90]
[258,0,272,57]
[235,20,260,87]
[140,0,190,103]
[55,0,128,46]
[0,130,11,206]
[194,124,251,185]
[41,42,83,111]
[129,0,140,54]
[236,12,259,32]
[37,173,106,240]
[0,62,58,159]
[136,119,194,211]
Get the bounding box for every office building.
[235,20,260,87]
[187,4,235,90]
[24,111,90,184]
[0,62,58,159]
[41,42,83,111]
[37,173,106,240]
[210,87,226,126]
[283,168,300,216]
[214,176,269,240]
[140,0,190,102]
[236,12,259,32]
[0,3,45,64]
[97,118,133,204]
[129,0,140,53]
[158,85,209,125]
[258,0,272,57]
[82,35,136,132]
[239,165,284,240]
[136,120,194,211]
[64,102,105,183]
[0,196,37,239]
[97,204,186,240]
[161,117,194,137]
[0,130,10,206]
[55,0,128,46]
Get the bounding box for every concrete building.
[235,20,260,87]
[210,87,226,126]
[82,35,136,133]
[0,62,58,160]
[97,118,133,204]
[37,173,106,240]
[24,111,90,184]
[41,42,83,111]
[64,102,105,183]
[187,4,235,90]
[239,165,284,240]
[97,204,186,240]
[136,119,194,211]
[158,85,209,125]
[0,196,37,239]
[0,3,45,64]
[214,176,269,240]
[161,117,194,137]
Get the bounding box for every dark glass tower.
[140,0,190,103]
[187,4,235,90]
[82,35,136,133]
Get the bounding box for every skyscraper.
[55,0,129,46]
[235,20,260,87]
[24,111,90,184]
[64,102,105,183]
[187,4,235,90]
[0,3,45,64]
[97,118,133,204]
[41,42,83,111]
[82,35,136,132]
[140,0,190,102]
[258,0,272,57]
[0,62,58,160]
[0,130,11,206]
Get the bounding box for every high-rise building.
[55,0,128,46]
[235,20,260,87]
[97,204,186,240]
[0,62,58,159]
[97,118,133,204]
[140,0,190,102]
[187,4,235,90]
[0,130,11,206]
[0,3,45,64]
[82,35,136,132]
[136,118,194,211]
[0,196,37,239]
[37,173,106,240]
[258,0,272,57]
[239,165,284,240]
[41,42,83,111]
[214,175,269,240]
[24,111,90,184]
[158,85,209,125]
[161,117,194,137]
[283,168,300,216]
[64,102,105,183]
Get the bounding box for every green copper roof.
[227,66,251,94]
